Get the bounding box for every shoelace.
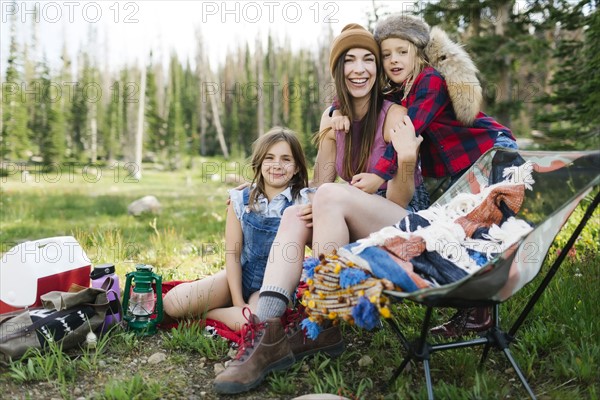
[283,309,304,338]
[234,307,265,361]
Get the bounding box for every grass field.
[0,158,598,399]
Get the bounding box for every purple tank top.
[335,100,394,187]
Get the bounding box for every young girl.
[332,14,518,193]
[163,127,310,330]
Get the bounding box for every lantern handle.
[153,273,163,324]
[122,270,135,316]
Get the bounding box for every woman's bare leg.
[163,270,232,319]
[255,205,312,322]
[261,205,312,295]
[311,183,409,254]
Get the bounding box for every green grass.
[0,160,233,278]
[0,159,598,399]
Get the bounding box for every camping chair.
[382,148,599,399]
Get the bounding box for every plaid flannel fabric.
[372,67,514,180]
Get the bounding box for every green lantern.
[121,264,163,335]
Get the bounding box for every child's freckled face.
[261,141,297,189]
[381,38,414,85]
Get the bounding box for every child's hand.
[390,115,422,163]
[226,182,251,205]
[351,173,385,194]
[330,110,350,133]
[297,203,313,228]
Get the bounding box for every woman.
[214,23,421,395]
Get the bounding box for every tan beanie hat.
[329,23,380,76]
[374,14,430,49]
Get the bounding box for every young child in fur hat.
[332,14,518,194]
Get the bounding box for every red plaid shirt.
[373,67,515,180]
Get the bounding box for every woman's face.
[343,48,377,100]
[381,38,415,84]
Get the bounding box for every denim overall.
[239,187,294,302]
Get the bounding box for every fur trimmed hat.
[374,14,430,49]
[329,23,380,76]
[375,14,482,125]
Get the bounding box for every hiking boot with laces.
[430,307,493,338]
[287,320,345,360]
[213,309,294,394]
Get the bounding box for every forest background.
[1,0,598,174]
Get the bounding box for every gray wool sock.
[256,285,292,322]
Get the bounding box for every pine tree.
[182,59,198,158]
[239,44,257,154]
[145,55,165,160]
[288,51,304,142]
[59,40,74,159]
[70,51,90,160]
[536,0,599,148]
[422,0,531,126]
[39,58,65,166]
[1,13,30,160]
[165,54,185,169]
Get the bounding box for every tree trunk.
[256,35,265,136]
[207,69,230,158]
[133,62,147,179]
[196,29,208,156]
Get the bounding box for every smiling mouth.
[349,78,368,85]
[390,67,404,74]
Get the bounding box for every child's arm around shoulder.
[330,109,350,133]
[382,104,408,142]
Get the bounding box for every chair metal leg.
[480,304,501,366]
[385,317,412,351]
[385,307,435,394]
[502,347,537,400]
[479,343,492,367]
[387,355,412,389]
[423,359,434,400]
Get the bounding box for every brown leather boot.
[287,322,345,360]
[464,306,493,332]
[430,307,493,338]
[213,312,295,394]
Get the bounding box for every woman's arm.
[224,202,245,307]
[383,106,421,208]
[310,108,338,187]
